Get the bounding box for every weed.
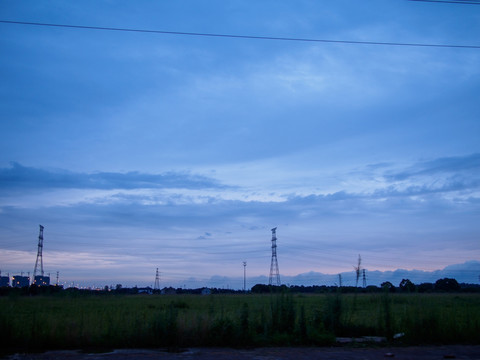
[0,293,478,351]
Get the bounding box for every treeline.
[251,278,480,294]
[1,277,479,297]
[0,285,245,297]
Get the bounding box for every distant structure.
[33,225,50,286]
[12,275,30,288]
[268,227,281,286]
[0,271,9,287]
[201,288,211,295]
[362,269,367,288]
[154,268,160,292]
[138,286,153,295]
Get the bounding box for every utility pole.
[268,227,281,286]
[243,261,247,292]
[362,269,367,288]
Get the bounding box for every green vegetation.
[0,292,479,352]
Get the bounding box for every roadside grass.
[0,292,478,351]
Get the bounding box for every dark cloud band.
[0,162,227,191]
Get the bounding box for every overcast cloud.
[1,0,479,288]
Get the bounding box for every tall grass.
[0,292,478,352]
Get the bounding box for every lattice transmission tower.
[154,268,160,292]
[268,227,281,286]
[33,225,44,284]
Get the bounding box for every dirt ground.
[5,346,480,360]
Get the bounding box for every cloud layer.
[1,153,478,287]
[0,162,227,190]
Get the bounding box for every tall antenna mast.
[33,225,44,282]
[268,227,281,286]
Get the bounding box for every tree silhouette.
[399,278,416,292]
[435,278,460,292]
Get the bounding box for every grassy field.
[1,292,479,351]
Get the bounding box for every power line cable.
[0,20,479,49]
[408,0,480,4]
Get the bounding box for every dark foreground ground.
[5,346,480,360]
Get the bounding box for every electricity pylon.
[154,268,160,292]
[268,227,280,286]
[33,225,44,284]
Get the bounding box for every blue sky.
[1,1,479,288]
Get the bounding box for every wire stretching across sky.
[1,20,480,50]
[408,0,480,4]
